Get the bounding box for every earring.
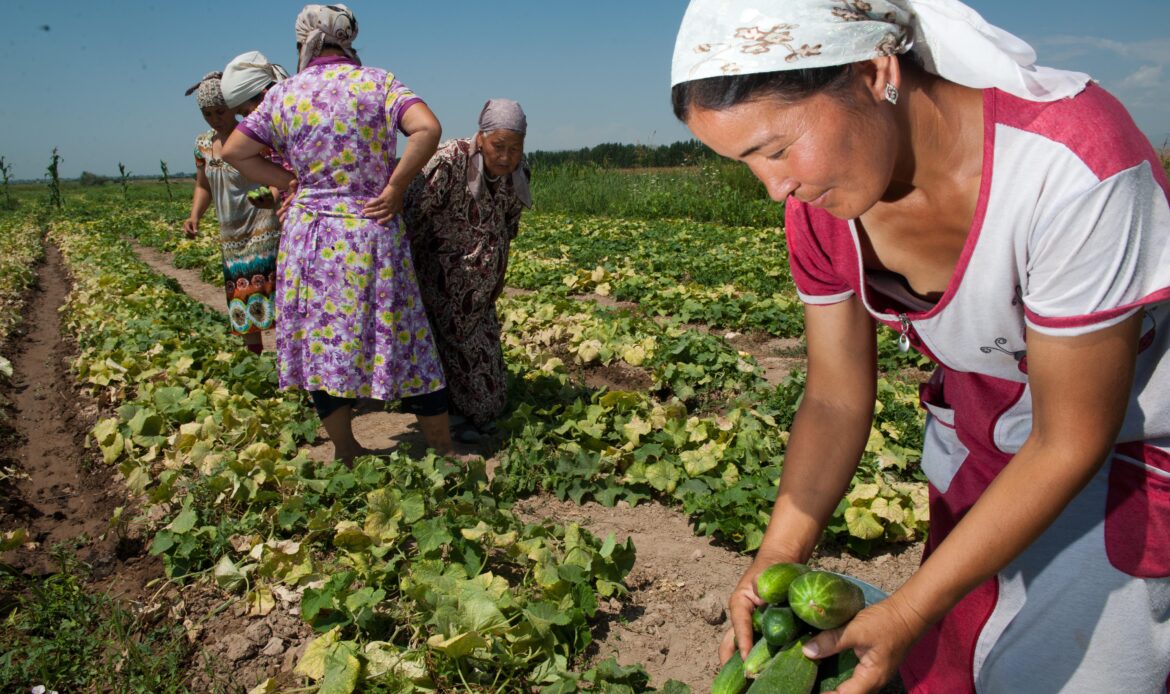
[884,83,899,105]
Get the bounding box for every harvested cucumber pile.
[712,563,867,694]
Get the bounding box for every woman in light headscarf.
[182,72,281,353]
[672,1,1170,692]
[222,50,290,117]
[404,99,531,441]
[221,4,465,463]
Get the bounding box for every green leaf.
[128,408,165,437]
[523,600,572,636]
[413,518,453,556]
[168,507,198,534]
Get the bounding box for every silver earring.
[884,83,899,105]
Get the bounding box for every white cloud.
[1034,36,1170,65]
[1120,64,1164,89]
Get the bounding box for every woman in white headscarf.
[671,1,1170,692]
[182,72,281,353]
[222,50,290,117]
[404,99,531,441]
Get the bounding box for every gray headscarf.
[469,99,531,207]
[295,4,360,72]
[184,72,226,110]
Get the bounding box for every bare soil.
[0,244,135,579]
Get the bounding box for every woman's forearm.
[894,315,1139,631]
[189,186,211,221]
[895,436,1109,628]
[756,394,875,564]
[226,153,294,190]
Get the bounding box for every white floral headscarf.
[295,3,359,72]
[671,0,1090,102]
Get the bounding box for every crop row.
[0,212,45,350]
[117,195,931,555]
[51,212,686,693]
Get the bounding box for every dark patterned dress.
[404,138,529,426]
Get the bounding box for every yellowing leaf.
[333,521,373,551]
[0,528,28,551]
[246,586,276,616]
[427,631,489,658]
[296,627,341,680]
[622,344,647,366]
[844,507,885,540]
[247,678,278,694]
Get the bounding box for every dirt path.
[0,244,141,581]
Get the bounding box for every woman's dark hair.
[295,42,346,51]
[671,64,853,121]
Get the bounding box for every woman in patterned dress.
[404,99,532,441]
[672,0,1170,692]
[182,72,280,354]
[223,4,461,462]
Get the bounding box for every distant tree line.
[527,139,718,169]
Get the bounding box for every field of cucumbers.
[0,174,928,693]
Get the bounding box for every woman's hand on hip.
[363,181,406,225]
[801,590,929,694]
[278,179,299,224]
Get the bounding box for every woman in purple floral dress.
[222,4,459,462]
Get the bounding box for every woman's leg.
[243,331,263,354]
[310,391,366,464]
[401,388,457,455]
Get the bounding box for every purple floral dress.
[238,56,444,401]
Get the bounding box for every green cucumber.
[787,571,865,630]
[711,649,748,694]
[756,562,810,605]
[743,635,778,679]
[815,649,860,692]
[746,639,818,694]
[761,606,801,648]
[752,606,765,634]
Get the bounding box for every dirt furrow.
[0,243,134,578]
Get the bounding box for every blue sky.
[1,1,1167,179]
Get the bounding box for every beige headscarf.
[222,51,290,108]
[295,4,360,72]
[184,72,227,109]
[671,0,1090,102]
[468,99,532,208]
